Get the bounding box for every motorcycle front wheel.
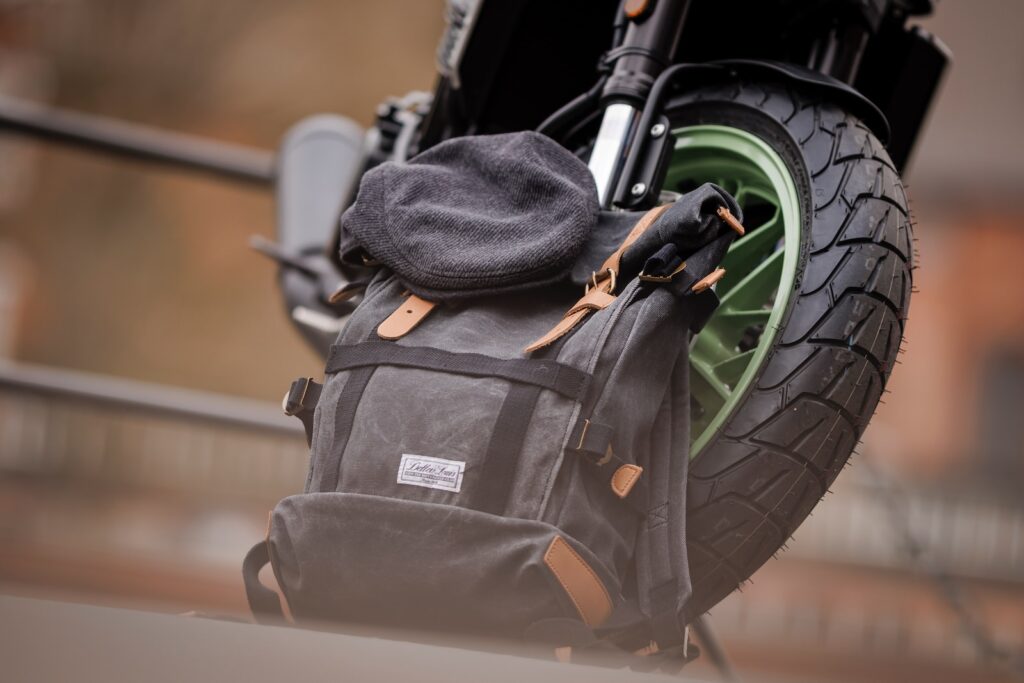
[663,79,915,620]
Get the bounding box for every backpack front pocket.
[267,492,621,639]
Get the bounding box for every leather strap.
[596,204,671,281]
[377,294,436,340]
[524,205,669,353]
[544,536,613,628]
[691,267,726,293]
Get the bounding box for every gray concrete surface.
[0,595,705,683]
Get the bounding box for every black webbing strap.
[316,366,375,492]
[283,377,322,447]
[242,541,285,623]
[640,358,693,651]
[470,383,543,514]
[316,343,589,494]
[326,342,590,399]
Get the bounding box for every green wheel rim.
[663,125,802,457]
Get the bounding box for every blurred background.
[0,1,1021,681]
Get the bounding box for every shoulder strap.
[633,352,693,651]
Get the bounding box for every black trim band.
[326,342,590,399]
[471,383,543,515]
[316,366,375,492]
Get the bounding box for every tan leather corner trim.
[691,268,726,293]
[377,294,436,340]
[544,536,612,627]
[554,646,572,663]
[610,464,643,499]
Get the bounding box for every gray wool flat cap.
[340,131,599,301]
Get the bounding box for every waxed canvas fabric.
[256,134,742,650]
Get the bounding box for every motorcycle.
[0,0,948,625]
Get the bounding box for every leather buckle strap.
[585,267,617,295]
[638,261,687,283]
[377,294,436,340]
[568,419,645,502]
[524,204,670,354]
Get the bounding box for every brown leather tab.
[610,464,643,499]
[566,288,616,316]
[717,205,746,236]
[544,536,612,627]
[524,308,589,353]
[377,294,436,340]
[691,268,726,293]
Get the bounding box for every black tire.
[665,80,914,620]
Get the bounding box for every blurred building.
[0,2,1021,682]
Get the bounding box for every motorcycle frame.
[0,0,949,352]
[421,0,947,199]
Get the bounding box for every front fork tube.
[588,102,642,208]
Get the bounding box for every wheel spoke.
[717,247,784,312]
[717,212,782,297]
[709,307,772,340]
[710,349,756,388]
[690,357,729,435]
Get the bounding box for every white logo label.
[397,454,465,493]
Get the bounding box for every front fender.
[711,59,890,142]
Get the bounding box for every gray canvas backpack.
[243,133,741,665]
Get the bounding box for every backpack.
[242,132,741,664]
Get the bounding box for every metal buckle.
[585,267,617,294]
[638,261,687,283]
[576,420,615,466]
[575,419,591,450]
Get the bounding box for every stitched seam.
[544,537,611,627]
[613,465,642,498]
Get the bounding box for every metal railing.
[0,361,307,501]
